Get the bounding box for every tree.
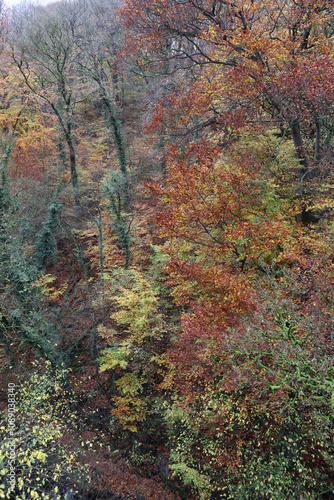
[0,143,61,368]
[122,0,334,195]
[10,0,92,211]
[70,0,133,265]
[75,0,128,178]
[122,1,334,497]
[0,60,59,180]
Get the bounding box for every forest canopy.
[0,0,333,499]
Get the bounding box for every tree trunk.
[66,126,81,214]
[314,120,321,163]
[99,85,129,207]
[291,120,309,179]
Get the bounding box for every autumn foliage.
[120,0,334,497]
[0,0,333,499]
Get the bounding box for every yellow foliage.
[99,268,174,430]
[33,274,68,301]
[0,361,92,499]
[112,270,164,342]
[100,342,131,370]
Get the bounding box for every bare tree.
[10,0,92,212]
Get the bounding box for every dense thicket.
[0,1,333,499]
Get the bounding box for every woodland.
[0,0,334,499]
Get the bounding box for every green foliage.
[162,289,334,499]
[260,309,334,405]
[34,192,62,270]
[170,460,211,500]
[229,452,316,500]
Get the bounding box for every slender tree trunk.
[314,120,321,163]
[65,124,80,214]
[291,119,322,224]
[291,119,309,179]
[101,92,127,176]
[68,141,80,210]
[51,104,80,212]
[99,85,129,207]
